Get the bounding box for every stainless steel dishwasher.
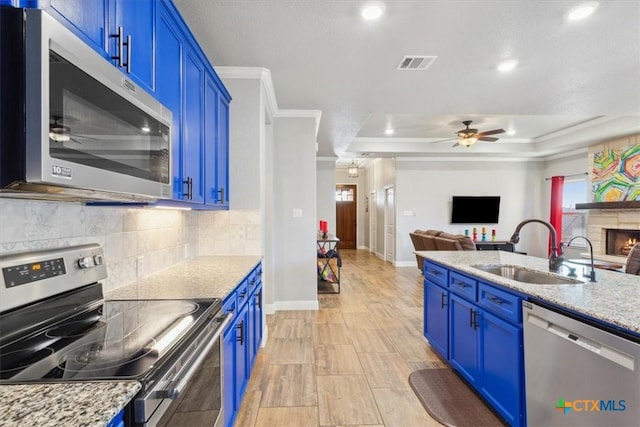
[523,301,640,426]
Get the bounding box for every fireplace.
[605,229,640,256]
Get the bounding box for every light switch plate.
[293,208,303,218]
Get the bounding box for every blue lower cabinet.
[449,294,480,384]
[480,310,524,426]
[106,409,125,427]
[423,280,448,358]
[223,319,237,427]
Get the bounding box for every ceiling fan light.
[384,128,395,135]
[459,136,478,147]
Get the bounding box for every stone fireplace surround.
[587,210,640,261]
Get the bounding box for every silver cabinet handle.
[125,34,132,74]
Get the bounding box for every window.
[562,179,589,243]
[335,188,354,202]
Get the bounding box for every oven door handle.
[152,312,232,400]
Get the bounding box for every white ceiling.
[173,0,640,163]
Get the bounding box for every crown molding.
[275,110,323,139]
[216,66,278,123]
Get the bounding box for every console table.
[474,240,515,252]
[317,234,341,294]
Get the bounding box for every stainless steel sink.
[470,264,584,285]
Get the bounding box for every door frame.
[384,185,394,263]
[369,190,376,254]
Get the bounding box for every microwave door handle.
[154,313,232,399]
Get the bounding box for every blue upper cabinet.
[182,47,205,203]
[155,4,182,200]
[44,0,107,54]
[43,0,155,92]
[112,0,155,92]
[204,76,230,208]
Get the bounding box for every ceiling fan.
[452,120,505,148]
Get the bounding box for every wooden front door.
[336,185,357,249]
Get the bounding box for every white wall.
[367,158,396,258]
[224,79,263,210]
[335,168,367,248]
[317,158,337,236]
[393,159,545,264]
[271,114,319,309]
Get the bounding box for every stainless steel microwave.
[0,8,172,202]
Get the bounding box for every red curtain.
[549,176,565,255]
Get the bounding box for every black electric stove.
[0,244,228,426]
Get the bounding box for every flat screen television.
[451,196,500,224]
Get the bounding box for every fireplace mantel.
[576,201,640,210]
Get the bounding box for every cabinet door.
[46,0,107,55]
[480,310,523,426]
[223,320,236,427]
[235,302,250,408]
[423,280,448,358]
[254,284,263,356]
[155,7,182,200]
[112,0,154,91]
[216,93,230,207]
[182,47,205,203]
[449,294,479,385]
[204,76,220,205]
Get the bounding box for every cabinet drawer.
[449,272,477,301]
[423,262,448,287]
[237,278,250,307]
[248,268,259,293]
[478,283,521,324]
[222,290,237,318]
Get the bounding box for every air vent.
[397,55,436,71]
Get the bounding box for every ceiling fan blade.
[451,142,460,148]
[478,128,505,137]
[478,136,499,142]
[71,134,101,141]
[432,138,456,144]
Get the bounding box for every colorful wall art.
[592,144,640,201]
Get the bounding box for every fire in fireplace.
[606,229,640,256]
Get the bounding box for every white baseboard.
[266,300,319,313]
[394,261,416,268]
[374,251,385,260]
[357,245,369,250]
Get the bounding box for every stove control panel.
[0,243,107,314]
[2,257,67,288]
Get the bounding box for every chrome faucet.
[566,236,597,282]
[509,219,564,273]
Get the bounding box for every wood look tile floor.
[235,250,446,427]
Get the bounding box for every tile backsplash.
[0,199,261,292]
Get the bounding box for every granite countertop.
[0,382,141,427]
[416,250,640,334]
[1,256,261,427]
[106,255,262,300]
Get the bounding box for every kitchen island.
[417,250,640,427]
[417,250,640,334]
[0,255,262,427]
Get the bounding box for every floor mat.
[408,368,506,427]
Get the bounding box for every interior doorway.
[369,191,376,254]
[336,184,357,249]
[384,186,394,263]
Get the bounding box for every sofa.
[409,229,476,270]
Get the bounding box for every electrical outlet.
[293,208,303,218]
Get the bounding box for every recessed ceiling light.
[141,126,151,133]
[497,59,518,72]
[567,2,599,21]
[506,129,516,136]
[384,128,395,135]
[361,1,385,21]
